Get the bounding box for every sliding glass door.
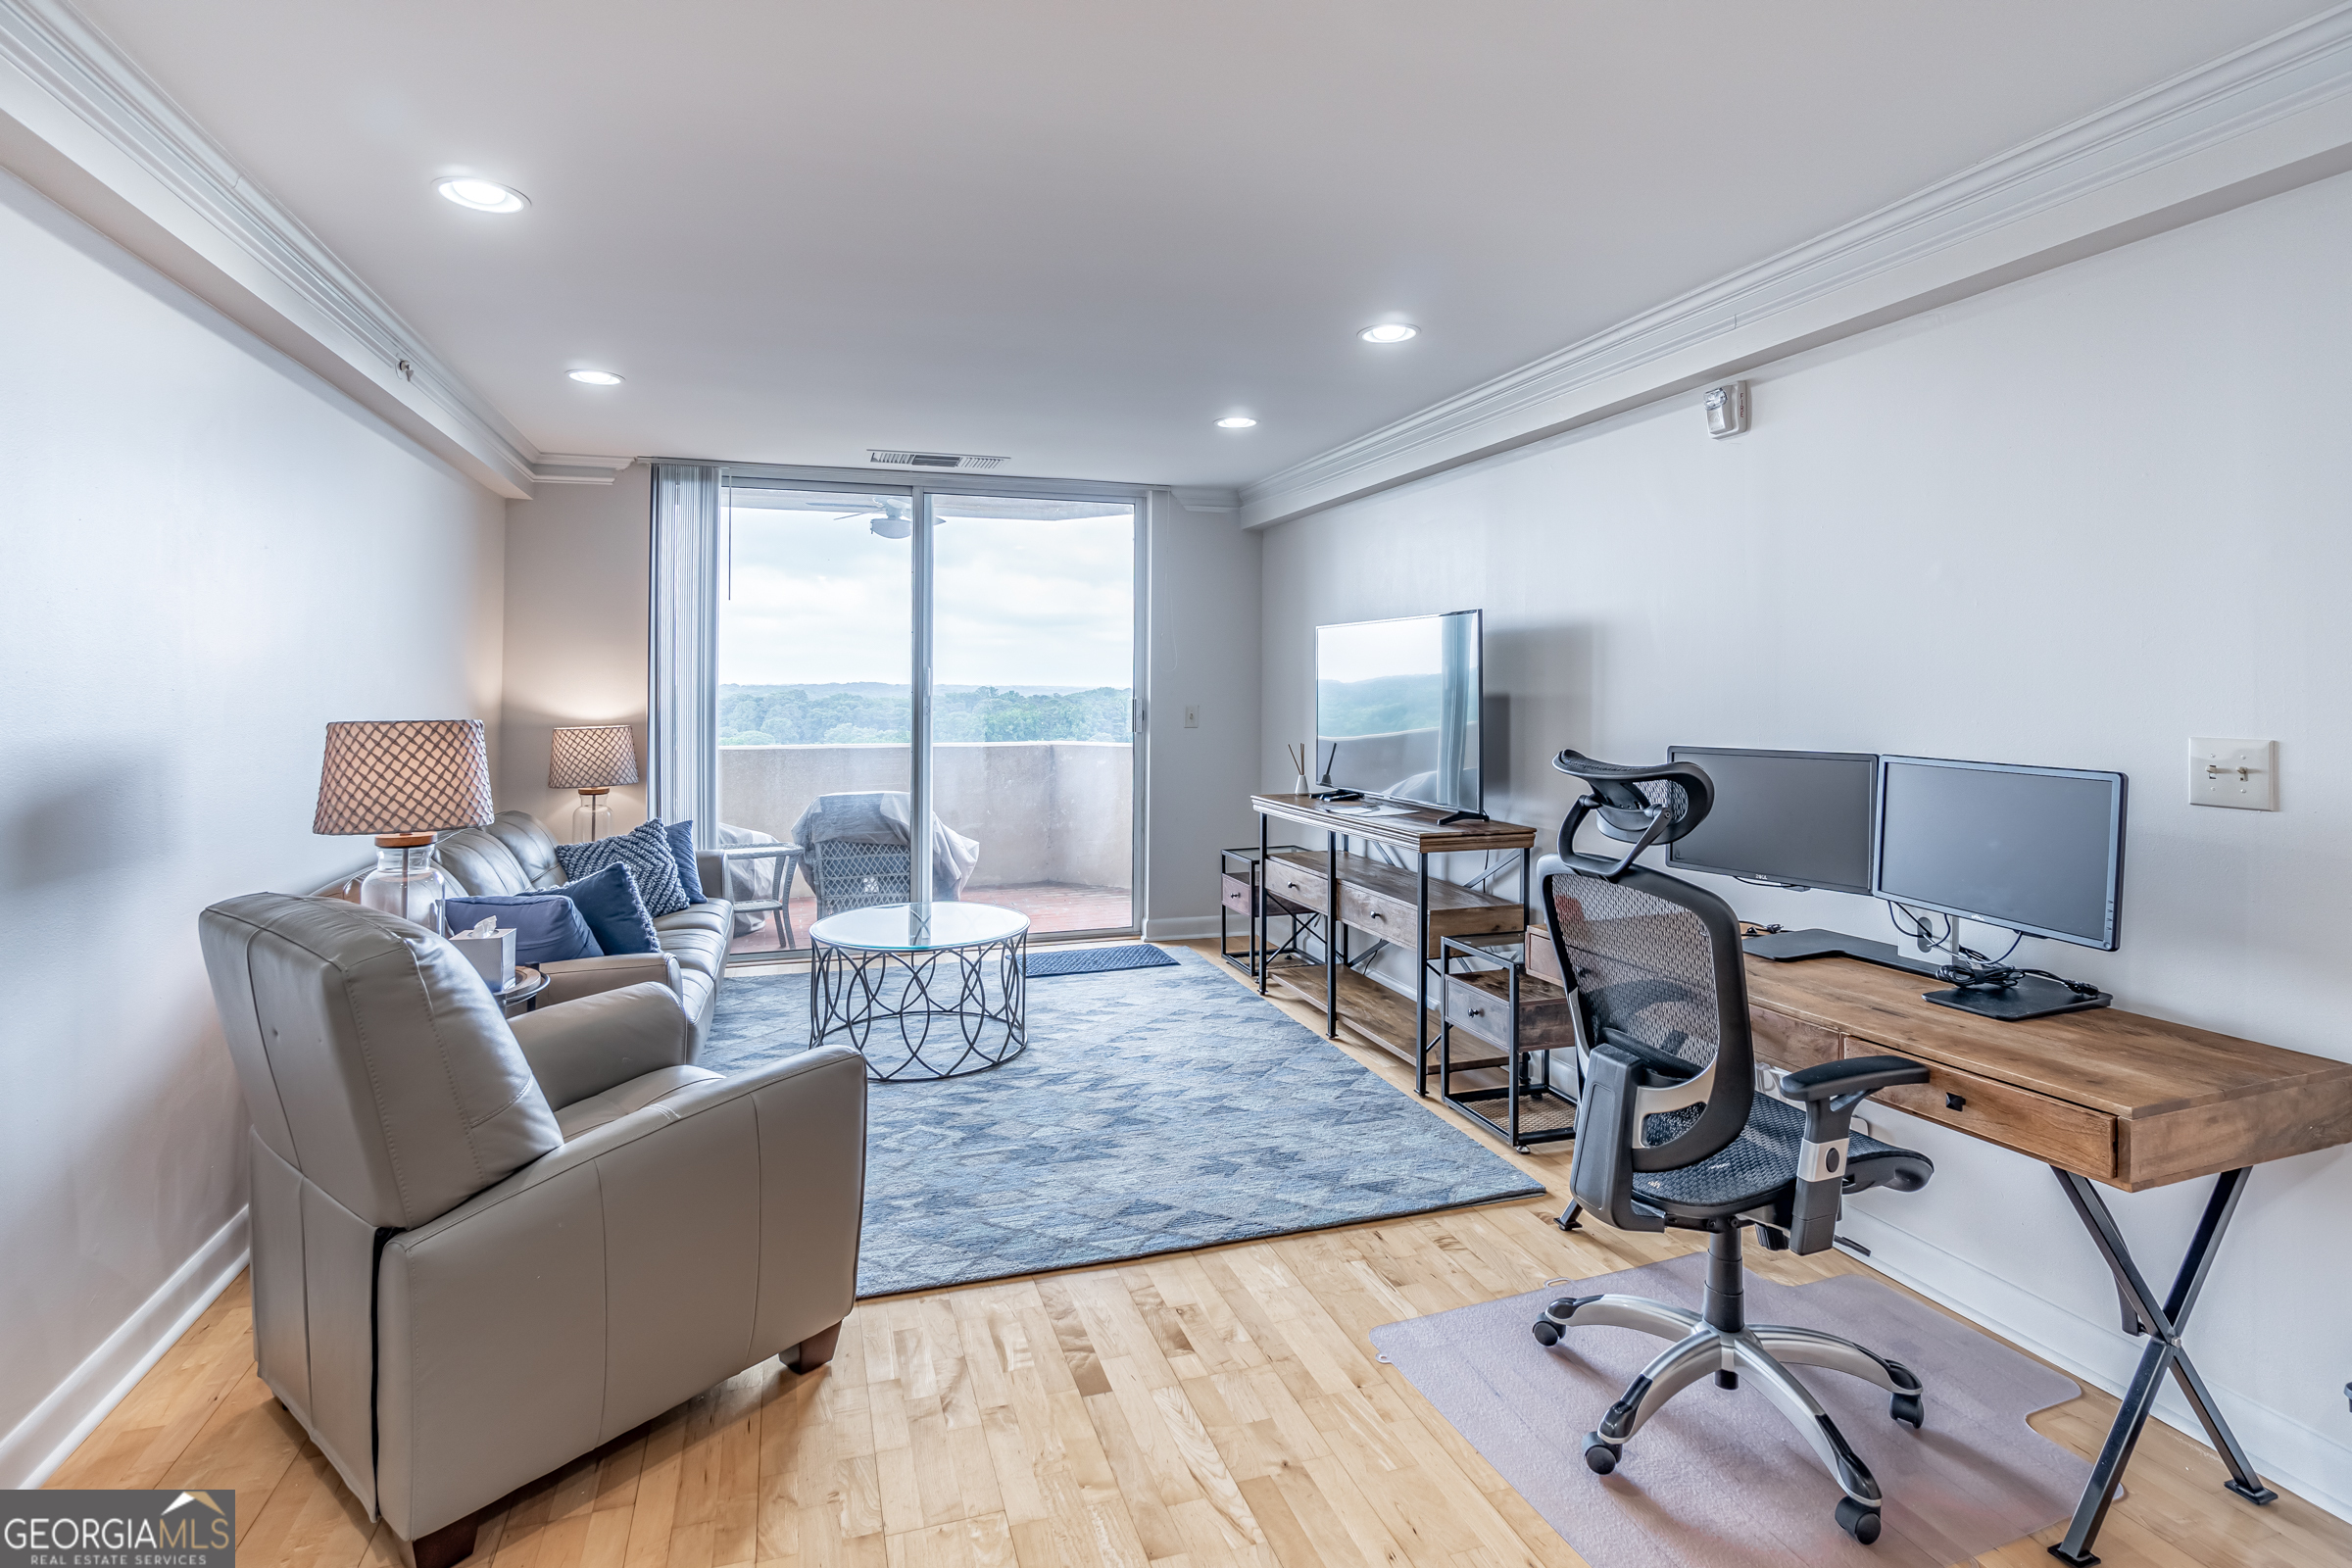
[713,475,1138,959]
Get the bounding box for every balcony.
[717,740,1134,954]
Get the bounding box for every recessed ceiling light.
[1215,416,1257,429]
[435,176,528,214]
[567,369,623,386]
[1359,322,1418,344]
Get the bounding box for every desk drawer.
[1263,858,1331,915]
[1751,1007,1840,1071]
[1846,1040,2116,1179]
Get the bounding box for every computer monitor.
[1873,756,2128,951]
[1665,748,1878,894]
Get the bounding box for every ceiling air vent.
[867,449,1008,471]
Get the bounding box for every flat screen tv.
[1314,611,1482,813]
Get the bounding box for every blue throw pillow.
[445,892,604,966]
[556,820,690,916]
[559,862,662,955]
[664,819,708,903]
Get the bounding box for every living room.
[7,6,2352,1568]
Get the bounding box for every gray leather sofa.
[200,893,865,1568]
[331,809,734,1049]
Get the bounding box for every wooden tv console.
[1246,794,1541,1094]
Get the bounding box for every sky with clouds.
[719,497,1135,689]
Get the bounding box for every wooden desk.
[1742,954,2352,1192]
[1250,794,1539,1094]
[1525,928,2352,1562]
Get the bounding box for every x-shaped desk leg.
[2047,1166,2275,1566]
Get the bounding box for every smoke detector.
[867,449,1008,471]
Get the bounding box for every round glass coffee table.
[808,902,1029,1081]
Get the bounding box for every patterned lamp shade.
[549,724,641,790]
[313,719,496,837]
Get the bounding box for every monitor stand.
[1741,927,1941,978]
[1924,975,2112,1022]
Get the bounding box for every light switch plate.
[1183,705,1200,728]
[2190,737,2277,810]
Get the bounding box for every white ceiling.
[71,0,2332,489]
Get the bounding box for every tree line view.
[719,683,1133,746]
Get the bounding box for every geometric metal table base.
[808,903,1028,1082]
[2047,1165,2274,1566]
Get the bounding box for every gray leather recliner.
[199,893,865,1568]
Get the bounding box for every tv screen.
[1315,611,1482,811]
[1666,747,1877,894]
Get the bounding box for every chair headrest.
[1552,750,1715,843]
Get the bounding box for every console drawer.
[1262,854,1332,915]
[1846,1040,2116,1179]
[1221,873,1309,919]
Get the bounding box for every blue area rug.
[704,947,1547,1298]
[1026,943,1180,978]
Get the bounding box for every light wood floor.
[49,941,2350,1568]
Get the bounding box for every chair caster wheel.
[1890,1391,1924,1428]
[1835,1497,1881,1544]
[1582,1434,1621,1475]
[1532,1319,1561,1346]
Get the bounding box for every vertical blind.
[646,463,721,848]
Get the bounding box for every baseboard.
[0,1207,250,1489]
[1840,1207,2352,1523]
[1141,916,1222,942]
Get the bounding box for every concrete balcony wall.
[716,742,1133,890]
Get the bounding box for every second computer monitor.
[1874,756,2127,951]
[1666,747,1877,894]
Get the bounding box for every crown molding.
[1167,486,1241,514]
[532,454,637,485]
[1240,3,2352,528]
[0,0,546,498]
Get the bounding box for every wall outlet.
[2189,737,2277,810]
[1183,705,1200,729]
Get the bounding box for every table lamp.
[549,724,640,842]
[313,718,496,933]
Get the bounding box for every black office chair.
[1531,750,1936,1545]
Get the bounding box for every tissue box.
[449,924,517,991]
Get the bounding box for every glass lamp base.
[571,791,615,843]
[360,842,455,935]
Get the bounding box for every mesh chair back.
[1545,858,1756,1172]
[1551,874,1722,1073]
[808,841,911,917]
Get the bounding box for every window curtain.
[647,463,721,849]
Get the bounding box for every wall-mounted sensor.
[1705,381,1749,437]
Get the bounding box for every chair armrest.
[1565,1043,1666,1235]
[1779,1055,1929,1104]
[1778,1054,1928,1255]
[509,982,695,1109]
[536,951,682,1006]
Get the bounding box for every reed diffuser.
[1287,742,1310,797]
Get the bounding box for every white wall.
[0,171,506,1484]
[501,469,653,834]
[1259,169,2352,1514]
[1142,492,1261,938]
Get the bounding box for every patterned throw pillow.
[556,819,690,917]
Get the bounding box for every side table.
[808,902,1028,1081]
[1436,934,1579,1152]
[496,964,551,1018]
